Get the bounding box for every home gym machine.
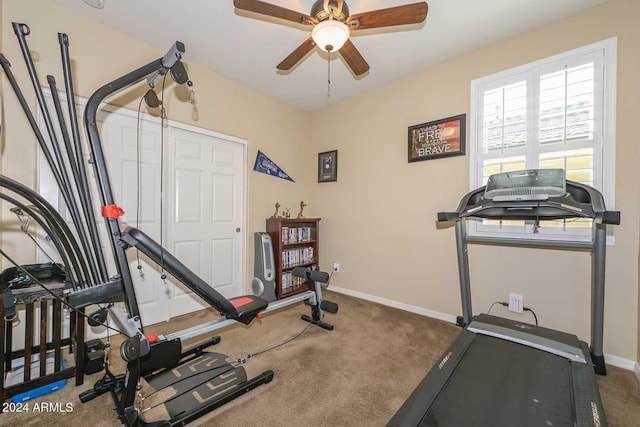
[0,23,337,426]
[388,170,619,427]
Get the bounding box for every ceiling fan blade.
[277,38,316,71]
[234,0,314,25]
[346,2,428,30]
[339,39,369,76]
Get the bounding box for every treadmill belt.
[422,334,573,426]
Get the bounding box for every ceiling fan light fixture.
[312,20,350,52]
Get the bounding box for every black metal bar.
[24,304,33,382]
[39,300,47,378]
[455,220,472,326]
[46,75,80,187]
[64,279,125,308]
[3,23,98,286]
[590,222,607,375]
[84,43,184,319]
[0,53,68,202]
[74,307,85,386]
[4,312,12,372]
[11,23,91,258]
[47,75,101,285]
[58,32,108,281]
[53,299,62,372]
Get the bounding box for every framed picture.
[318,150,338,182]
[408,114,466,163]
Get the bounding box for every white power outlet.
[508,293,524,313]
[333,262,340,272]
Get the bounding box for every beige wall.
[309,0,640,362]
[0,0,637,365]
[0,0,311,274]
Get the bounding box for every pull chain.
[327,49,332,101]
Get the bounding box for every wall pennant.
[253,150,295,182]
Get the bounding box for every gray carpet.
[1,290,639,426]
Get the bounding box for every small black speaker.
[84,339,105,375]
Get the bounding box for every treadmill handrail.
[438,180,620,225]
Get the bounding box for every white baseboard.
[328,285,638,372]
[603,353,637,371]
[328,285,458,324]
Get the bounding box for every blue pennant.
[253,150,295,182]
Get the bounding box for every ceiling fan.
[233,0,428,76]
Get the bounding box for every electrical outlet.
[333,262,340,272]
[508,293,524,313]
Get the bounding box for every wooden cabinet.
[266,217,320,299]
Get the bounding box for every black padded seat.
[228,295,269,324]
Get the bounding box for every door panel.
[212,238,235,291]
[213,175,235,221]
[175,168,203,223]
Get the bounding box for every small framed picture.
[408,114,466,162]
[318,150,338,182]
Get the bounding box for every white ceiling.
[51,0,607,111]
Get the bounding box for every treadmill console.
[483,169,566,202]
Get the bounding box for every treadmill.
[388,169,619,427]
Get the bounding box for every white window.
[469,38,617,242]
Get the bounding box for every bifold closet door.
[38,96,246,326]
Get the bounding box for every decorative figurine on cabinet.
[297,201,307,219]
[271,202,281,218]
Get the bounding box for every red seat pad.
[229,296,256,308]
